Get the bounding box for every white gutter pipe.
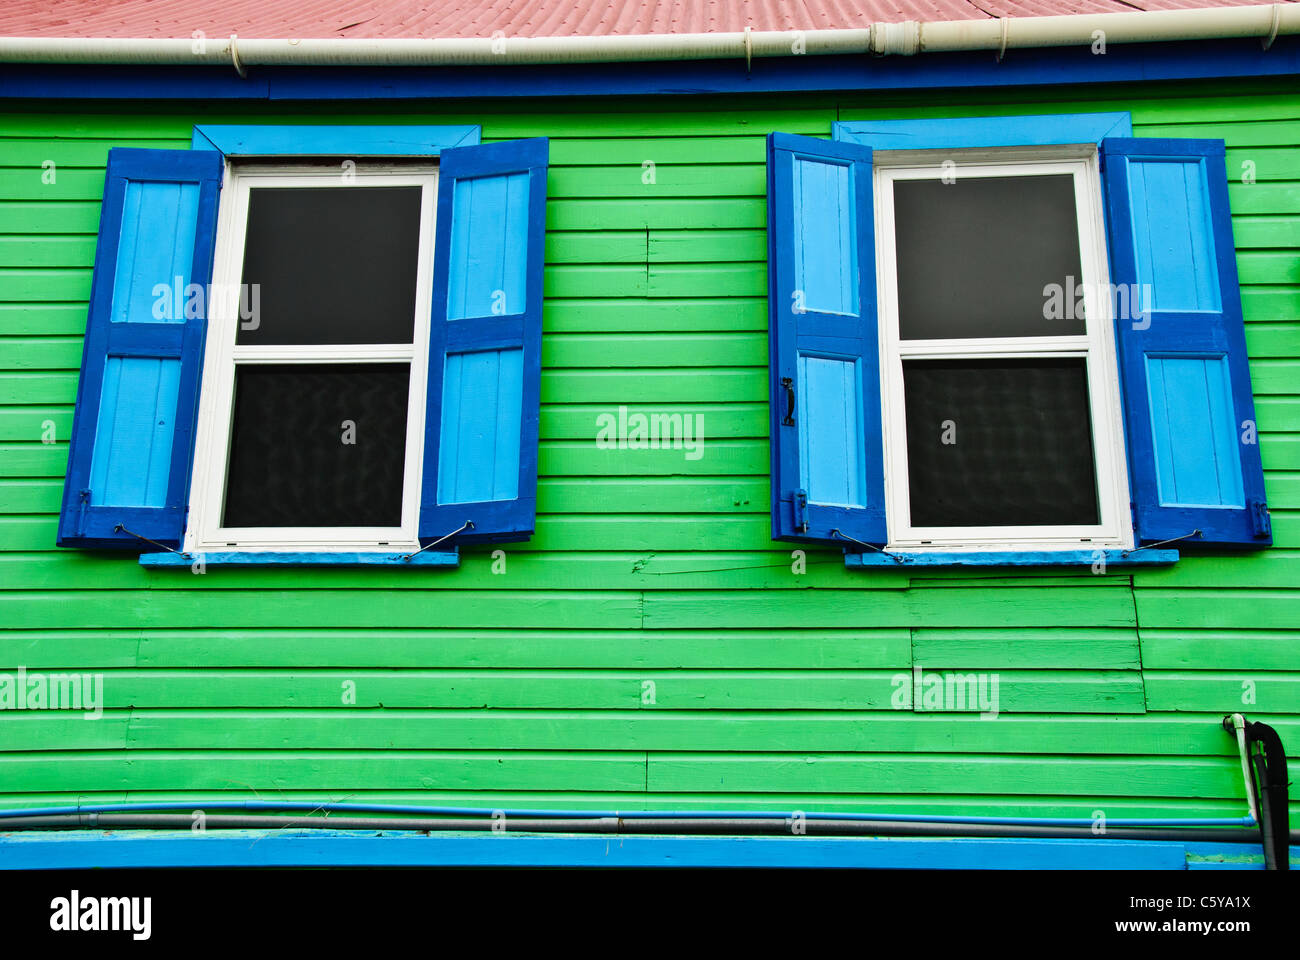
[0,5,1295,68]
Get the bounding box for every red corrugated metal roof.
[0,0,1284,40]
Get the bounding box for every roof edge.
[0,6,1295,68]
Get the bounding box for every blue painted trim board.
[191,124,480,156]
[0,829,1256,870]
[2,38,1297,100]
[834,112,1132,149]
[845,549,1179,569]
[139,550,459,568]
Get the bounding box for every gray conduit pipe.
[1,812,1292,844]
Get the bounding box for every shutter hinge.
[794,489,809,533]
[77,488,91,536]
[1249,499,1271,537]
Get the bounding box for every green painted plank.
[548,164,764,198]
[545,230,645,264]
[31,668,1141,713]
[0,236,96,268]
[0,269,92,304]
[540,403,765,440]
[1247,359,1300,394]
[0,447,66,479]
[650,229,767,263]
[648,262,765,297]
[0,590,645,629]
[1246,324,1300,357]
[1133,552,1300,589]
[0,751,649,793]
[547,198,765,230]
[1236,252,1300,285]
[1144,672,1300,712]
[544,298,766,332]
[84,710,1287,754]
[1231,216,1300,249]
[0,549,903,592]
[541,333,766,368]
[0,167,105,201]
[0,627,912,670]
[1241,289,1300,324]
[548,137,768,166]
[644,585,1137,629]
[0,304,88,336]
[1141,630,1300,670]
[541,369,766,403]
[0,138,188,166]
[0,372,79,404]
[646,753,1245,798]
[0,336,84,370]
[911,628,1141,669]
[1228,182,1300,215]
[1134,589,1300,629]
[0,201,101,234]
[538,442,768,478]
[1138,120,1300,147]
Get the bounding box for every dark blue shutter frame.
[419,137,548,545]
[767,133,887,546]
[57,148,223,549]
[1101,137,1270,548]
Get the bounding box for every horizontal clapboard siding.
[0,82,1296,824]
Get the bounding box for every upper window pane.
[893,174,1084,340]
[237,186,422,346]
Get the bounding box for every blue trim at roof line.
[834,112,1132,150]
[139,550,460,567]
[190,124,480,156]
[845,549,1179,568]
[1,38,1296,100]
[4,829,1276,870]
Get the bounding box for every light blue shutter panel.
[766,133,886,546]
[58,148,223,549]
[420,138,548,544]
[1101,138,1270,548]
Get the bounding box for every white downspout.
[0,5,1296,68]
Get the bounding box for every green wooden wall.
[0,79,1297,823]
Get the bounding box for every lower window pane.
[903,358,1099,528]
[222,363,410,529]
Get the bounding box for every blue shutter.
[419,138,547,544]
[58,148,223,549]
[1102,138,1270,548]
[767,133,886,546]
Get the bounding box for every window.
[766,120,1270,560]
[188,165,437,552]
[57,129,550,563]
[874,154,1130,550]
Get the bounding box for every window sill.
[844,548,1177,569]
[139,550,460,568]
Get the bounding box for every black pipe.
[1245,719,1291,871]
[0,812,1289,845]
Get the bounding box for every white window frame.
[186,161,438,553]
[873,146,1133,551]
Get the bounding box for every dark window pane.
[903,358,1099,527]
[223,363,410,528]
[237,186,422,346]
[893,175,1084,340]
